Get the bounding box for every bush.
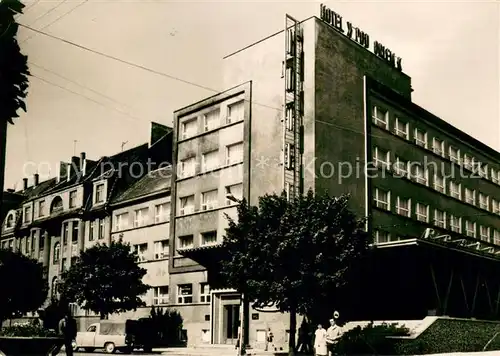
[0,323,59,337]
[335,322,410,355]
[149,307,184,346]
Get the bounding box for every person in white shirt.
[314,324,327,356]
[326,318,342,356]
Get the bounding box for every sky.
[5,0,499,190]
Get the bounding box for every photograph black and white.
[0,1,499,355]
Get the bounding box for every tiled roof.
[111,166,171,205]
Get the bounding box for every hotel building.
[167,6,500,348]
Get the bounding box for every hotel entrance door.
[223,304,240,344]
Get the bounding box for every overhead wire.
[29,0,68,26]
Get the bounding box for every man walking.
[58,308,77,356]
[325,317,341,356]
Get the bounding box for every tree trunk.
[289,306,297,356]
[100,312,108,320]
[0,120,7,221]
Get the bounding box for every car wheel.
[104,342,116,354]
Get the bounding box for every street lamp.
[226,193,249,355]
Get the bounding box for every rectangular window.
[432,138,444,156]
[133,243,148,262]
[200,283,211,303]
[178,235,194,249]
[372,106,388,129]
[154,203,170,223]
[449,181,461,200]
[134,208,149,228]
[225,184,243,206]
[284,182,292,201]
[69,190,77,208]
[201,231,217,245]
[373,147,390,170]
[463,154,474,170]
[201,151,219,172]
[95,183,105,203]
[181,118,197,139]
[411,164,428,185]
[393,157,408,177]
[450,215,461,233]
[475,162,487,178]
[114,212,129,231]
[203,108,220,132]
[201,190,218,211]
[396,197,411,217]
[227,100,244,124]
[480,226,490,242]
[434,210,446,228]
[414,128,427,148]
[416,203,429,223]
[449,146,460,164]
[494,230,500,245]
[374,230,391,244]
[226,142,243,165]
[177,284,193,304]
[154,240,169,260]
[62,222,69,245]
[465,188,475,205]
[285,143,295,170]
[491,168,500,184]
[38,200,45,217]
[179,157,196,178]
[374,188,390,211]
[394,118,409,139]
[465,221,476,238]
[493,199,500,215]
[89,221,95,241]
[285,66,295,93]
[98,219,105,239]
[179,195,195,215]
[71,221,79,243]
[153,286,169,305]
[24,206,31,223]
[479,194,489,210]
[433,174,445,193]
[285,102,294,131]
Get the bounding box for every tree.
[0,249,48,325]
[221,190,371,356]
[59,239,150,319]
[0,0,30,213]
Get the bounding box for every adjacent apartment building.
[0,123,173,322]
[168,4,500,348]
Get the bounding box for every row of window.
[372,106,500,183]
[133,239,170,261]
[114,203,170,232]
[179,142,244,179]
[178,231,217,249]
[373,147,500,216]
[180,100,244,140]
[178,184,243,216]
[374,188,500,244]
[143,283,212,306]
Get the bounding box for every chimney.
[34,173,39,186]
[80,152,86,176]
[23,178,28,190]
[57,162,68,183]
[67,163,72,182]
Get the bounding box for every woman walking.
[314,324,327,356]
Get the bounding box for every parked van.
[73,321,130,354]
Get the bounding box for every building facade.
[0,123,172,323]
[169,5,500,348]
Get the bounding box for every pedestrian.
[297,318,311,354]
[314,324,327,356]
[265,328,274,351]
[326,316,341,356]
[58,308,77,356]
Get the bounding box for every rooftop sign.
[319,4,403,71]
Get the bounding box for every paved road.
[57,352,160,355]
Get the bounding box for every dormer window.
[50,196,63,215]
[5,214,14,228]
[95,183,105,204]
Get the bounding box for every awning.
[178,244,229,288]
